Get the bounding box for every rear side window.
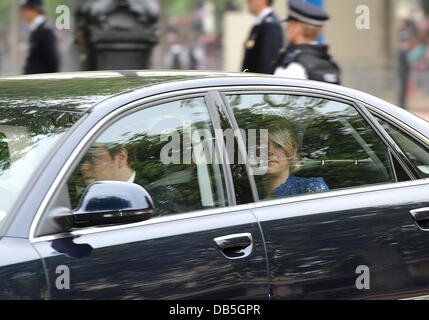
[226,94,396,201]
[376,117,429,178]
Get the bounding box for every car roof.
[0,70,427,138]
[0,71,257,113]
[0,70,403,113]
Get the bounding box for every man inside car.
[80,143,135,186]
[78,143,184,216]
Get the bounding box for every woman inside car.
[262,118,329,199]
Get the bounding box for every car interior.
[298,115,395,190]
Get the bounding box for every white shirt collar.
[128,171,136,183]
[29,15,45,32]
[255,7,273,25]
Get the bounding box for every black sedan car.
[1,71,429,300]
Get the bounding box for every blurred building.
[223,0,429,109]
[224,1,398,98]
[0,0,428,112]
[324,0,397,99]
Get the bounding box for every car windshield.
[0,108,81,228]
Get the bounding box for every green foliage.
[163,0,199,17]
[0,108,79,134]
[0,132,10,171]
[163,0,240,17]
[162,0,241,34]
[0,75,195,112]
[0,0,13,31]
[44,0,71,21]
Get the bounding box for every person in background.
[398,28,411,110]
[21,0,60,74]
[273,0,340,84]
[242,0,283,74]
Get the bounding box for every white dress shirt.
[128,171,136,183]
[29,15,45,33]
[255,7,274,25]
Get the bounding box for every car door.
[31,94,269,299]
[224,89,429,300]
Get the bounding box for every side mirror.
[72,181,154,228]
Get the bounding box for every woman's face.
[267,140,294,175]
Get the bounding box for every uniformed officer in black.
[242,0,283,74]
[273,0,341,84]
[21,0,60,74]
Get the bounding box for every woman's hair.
[267,117,301,171]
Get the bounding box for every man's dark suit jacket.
[242,11,283,74]
[24,21,60,75]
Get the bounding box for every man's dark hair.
[82,143,124,164]
[104,143,125,159]
[267,0,275,6]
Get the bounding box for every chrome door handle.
[410,208,429,230]
[214,233,253,259]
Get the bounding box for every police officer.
[21,0,60,74]
[242,0,283,74]
[273,0,340,84]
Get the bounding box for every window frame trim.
[216,91,260,203]
[204,91,237,206]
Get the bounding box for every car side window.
[226,94,396,201]
[67,97,229,217]
[376,117,429,178]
